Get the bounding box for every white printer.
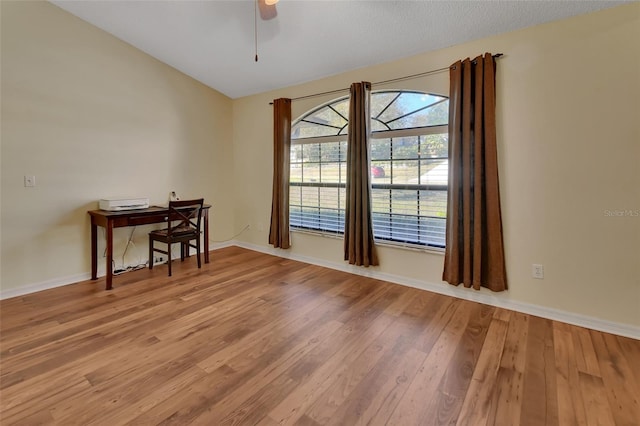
[99,197,150,211]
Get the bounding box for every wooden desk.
[88,205,210,290]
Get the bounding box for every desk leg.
[105,221,114,290]
[91,223,98,280]
[204,209,210,263]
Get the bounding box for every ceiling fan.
[254,0,279,62]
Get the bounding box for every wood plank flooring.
[1,246,638,425]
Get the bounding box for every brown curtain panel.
[344,82,379,266]
[268,98,292,249]
[443,53,507,291]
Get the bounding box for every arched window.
[290,90,448,248]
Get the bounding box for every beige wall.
[1,2,638,329]
[233,3,640,328]
[1,1,235,291]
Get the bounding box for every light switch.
[24,175,36,187]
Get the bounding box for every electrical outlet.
[154,256,165,264]
[532,264,544,279]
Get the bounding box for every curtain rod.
[269,53,503,105]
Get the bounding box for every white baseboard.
[0,272,92,300]
[232,241,640,340]
[3,242,638,340]
[1,242,234,301]
[209,240,237,250]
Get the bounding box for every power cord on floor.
[104,223,251,275]
[113,263,147,275]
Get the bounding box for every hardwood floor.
[1,246,638,425]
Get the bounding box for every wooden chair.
[149,198,204,276]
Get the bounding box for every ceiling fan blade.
[258,0,277,20]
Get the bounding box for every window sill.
[291,227,343,241]
[374,239,445,255]
[290,228,445,255]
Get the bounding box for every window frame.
[289,90,449,250]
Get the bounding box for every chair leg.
[196,237,201,269]
[167,243,172,277]
[149,240,154,270]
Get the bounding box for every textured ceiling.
[51,0,625,99]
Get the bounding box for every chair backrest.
[166,198,204,236]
